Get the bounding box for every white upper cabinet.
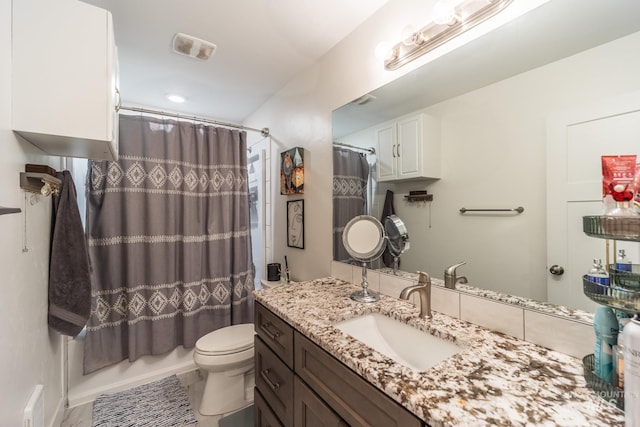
[375,113,441,182]
[12,0,119,161]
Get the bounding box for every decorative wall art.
[287,199,304,249]
[280,147,304,195]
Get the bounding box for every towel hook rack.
[20,172,61,196]
[460,206,524,214]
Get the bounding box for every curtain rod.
[120,105,270,137]
[333,141,375,154]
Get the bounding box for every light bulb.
[433,0,459,25]
[401,25,417,46]
[374,41,395,62]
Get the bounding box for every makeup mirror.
[384,214,410,274]
[343,215,386,261]
[343,214,410,302]
[342,215,386,302]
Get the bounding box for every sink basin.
[334,313,461,372]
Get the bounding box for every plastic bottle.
[624,314,640,427]
[587,259,610,286]
[593,307,619,383]
[616,249,633,272]
[613,318,629,389]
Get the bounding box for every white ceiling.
[81,0,390,123]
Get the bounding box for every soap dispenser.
[616,249,632,272]
[587,259,609,286]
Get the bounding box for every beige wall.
[0,2,65,425]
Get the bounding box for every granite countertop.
[377,267,594,324]
[254,277,624,427]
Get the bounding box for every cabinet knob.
[549,265,564,276]
[392,144,396,158]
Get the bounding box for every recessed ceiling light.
[166,94,186,103]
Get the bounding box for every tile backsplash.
[460,294,524,340]
[330,261,592,359]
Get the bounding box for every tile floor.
[60,369,239,427]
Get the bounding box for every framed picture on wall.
[287,199,304,249]
[280,147,304,195]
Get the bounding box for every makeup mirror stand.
[351,261,379,303]
[342,214,410,303]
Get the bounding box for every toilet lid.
[195,323,254,355]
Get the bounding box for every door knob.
[549,265,564,276]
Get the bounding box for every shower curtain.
[83,114,254,374]
[332,147,370,262]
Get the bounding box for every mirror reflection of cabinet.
[375,113,441,182]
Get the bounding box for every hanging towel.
[48,171,91,336]
[381,189,396,268]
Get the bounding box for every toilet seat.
[195,323,254,356]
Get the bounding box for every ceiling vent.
[350,94,376,106]
[172,33,217,60]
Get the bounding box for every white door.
[397,114,421,178]
[376,123,397,182]
[547,90,640,312]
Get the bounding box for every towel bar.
[459,206,524,214]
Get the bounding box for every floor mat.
[91,375,198,427]
[218,405,254,427]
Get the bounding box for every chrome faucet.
[444,262,468,289]
[399,271,432,319]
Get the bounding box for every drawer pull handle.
[260,369,281,391]
[260,322,281,341]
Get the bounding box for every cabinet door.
[255,302,294,368]
[397,114,422,179]
[295,332,422,427]
[375,123,397,182]
[12,0,118,160]
[294,377,346,427]
[255,388,284,427]
[256,336,294,427]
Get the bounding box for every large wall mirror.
[332,0,640,313]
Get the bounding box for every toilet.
[193,323,255,416]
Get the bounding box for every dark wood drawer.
[294,376,347,427]
[255,302,294,368]
[255,388,284,427]
[256,335,294,427]
[295,331,422,427]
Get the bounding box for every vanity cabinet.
[376,113,440,182]
[255,302,425,427]
[12,0,119,161]
[255,303,295,426]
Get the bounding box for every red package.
[635,163,640,209]
[602,155,636,201]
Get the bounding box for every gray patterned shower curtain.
[332,147,370,262]
[83,114,254,374]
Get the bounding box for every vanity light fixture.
[384,0,514,70]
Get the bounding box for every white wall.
[245,0,640,302]
[0,2,65,425]
[243,0,453,281]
